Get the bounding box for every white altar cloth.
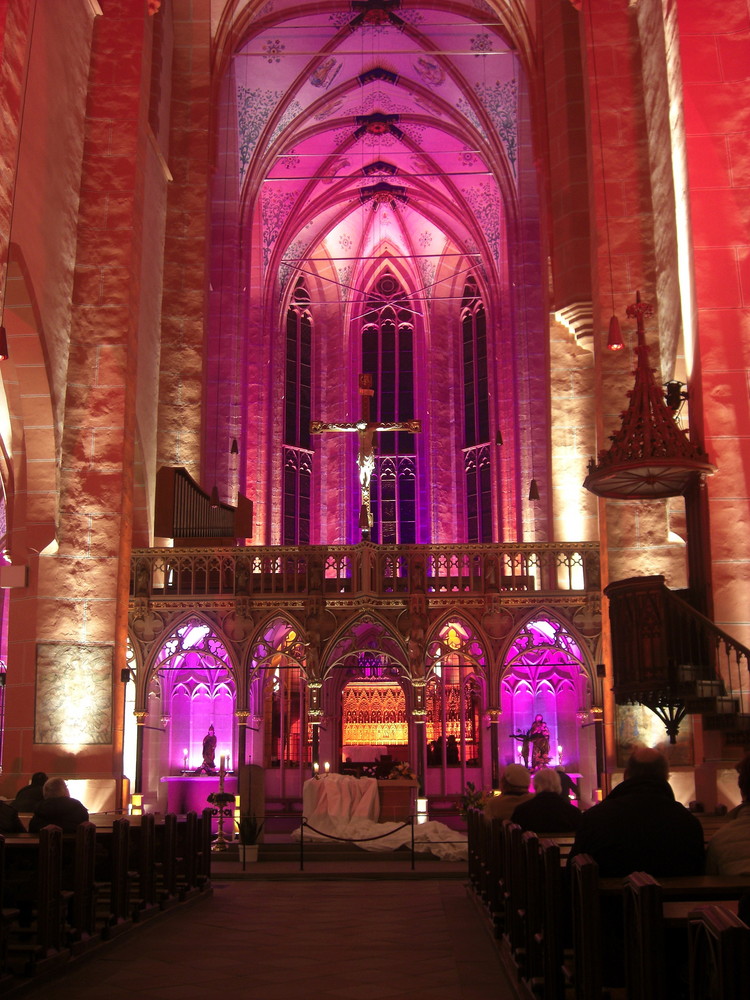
[302,773,380,823]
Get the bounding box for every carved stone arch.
[321,610,408,681]
[497,604,597,696]
[425,612,490,682]
[138,612,240,713]
[245,614,308,725]
[497,607,600,786]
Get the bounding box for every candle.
[324,761,330,773]
[182,748,188,767]
[220,755,226,772]
[313,762,319,774]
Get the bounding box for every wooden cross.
[310,373,421,540]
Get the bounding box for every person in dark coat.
[28,777,89,834]
[511,767,581,833]
[568,747,704,877]
[12,771,48,812]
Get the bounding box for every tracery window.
[501,616,589,773]
[426,621,485,770]
[282,279,312,544]
[145,619,237,783]
[361,273,418,544]
[461,278,492,542]
[250,621,310,772]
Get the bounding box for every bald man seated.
[568,747,704,877]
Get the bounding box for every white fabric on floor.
[292,813,467,862]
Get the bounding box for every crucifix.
[310,373,421,540]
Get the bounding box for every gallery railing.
[130,541,600,601]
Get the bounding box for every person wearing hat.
[483,763,533,822]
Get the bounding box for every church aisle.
[18,880,517,999]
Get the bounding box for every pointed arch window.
[143,619,236,786]
[249,621,310,778]
[361,273,418,544]
[500,616,591,776]
[426,622,486,772]
[283,279,312,544]
[461,278,492,542]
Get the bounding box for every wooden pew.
[521,830,544,994]
[176,812,199,899]
[623,872,666,1000]
[97,817,134,937]
[538,839,567,1000]
[133,813,158,920]
[467,808,481,895]
[688,904,750,1000]
[8,825,73,976]
[70,822,100,950]
[199,807,213,886]
[569,853,605,1000]
[0,835,19,980]
[158,812,178,905]
[487,817,506,936]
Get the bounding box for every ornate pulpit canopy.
[584,293,716,499]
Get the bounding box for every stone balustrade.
[131,541,600,602]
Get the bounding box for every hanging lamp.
[583,292,716,499]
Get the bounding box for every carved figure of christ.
[310,373,421,540]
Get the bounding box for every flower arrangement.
[388,761,417,781]
[459,781,491,818]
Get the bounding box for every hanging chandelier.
[583,292,716,499]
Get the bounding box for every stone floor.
[16,876,518,999]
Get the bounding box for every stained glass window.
[461,278,492,542]
[283,279,313,544]
[362,273,418,545]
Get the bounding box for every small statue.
[199,724,217,773]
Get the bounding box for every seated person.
[12,771,48,812]
[569,746,704,877]
[0,798,25,834]
[511,767,581,833]
[484,763,533,822]
[28,777,89,833]
[706,753,750,875]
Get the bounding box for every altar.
[303,773,418,824]
[377,780,418,822]
[303,773,379,823]
[161,775,238,817]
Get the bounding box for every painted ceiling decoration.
[226,0,521,298]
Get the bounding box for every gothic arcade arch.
[424,616,488,783]
[139,616,239,797]
[245,615,310,779]
[498,610,599,802]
